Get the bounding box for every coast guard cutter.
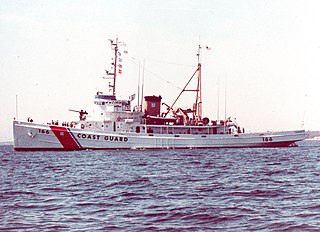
[13,38,306,150]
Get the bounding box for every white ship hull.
[13,121,306,151]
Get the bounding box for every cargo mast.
[164,45,203,123]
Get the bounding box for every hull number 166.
[262,137,273,142]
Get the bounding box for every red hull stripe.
[50,126,81,149]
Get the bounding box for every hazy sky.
[1,0,320,142]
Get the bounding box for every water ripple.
[1,142,320,231]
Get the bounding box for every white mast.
[224,76,227,121]
[217,78,220,122]
[104,38,120,96]
[15,94,18,120]
[137,60,141,111]
[140,59,145,111]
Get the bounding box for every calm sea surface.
[1,141,320,231]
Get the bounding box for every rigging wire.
[145,58,196,68]
[123,56,196,90]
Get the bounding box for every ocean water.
[1,141,320,231]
